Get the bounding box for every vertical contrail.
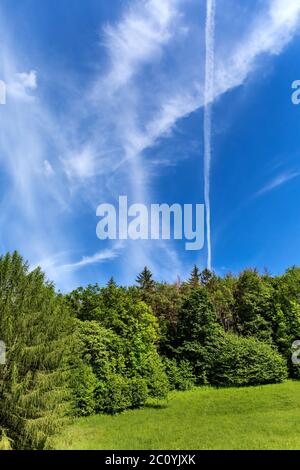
[204,0,216,272]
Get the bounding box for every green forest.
[0,252,299,450]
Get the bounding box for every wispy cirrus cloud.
[0,16,77,290]
[255,171,300,197]
[62,0,189,279]
[62,243,124,270]
[97,0,181,94]
[215,0,300,99]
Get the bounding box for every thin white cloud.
[215,0,300,99]
[64,146,96,180]
[43,160,55,177]
[7,69,38,102]
[0,18,78,291]
[16,70,37,89]
[255,171,300,197]
[62,243,123,270]
[95,0,180,95]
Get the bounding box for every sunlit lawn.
[55,381,300,450]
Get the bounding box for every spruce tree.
[0,252,73,449]
[188,265,201,288]
[136,267,155,291]
[200,268,213,286]
[107,277,117,288]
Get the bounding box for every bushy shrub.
[130,377,149,408]
[94,376,150,414]
[163,358,196,391]
[209,334,288,387]
[70,363,98,416]
[96,374,132,414]
[142,353,170,399]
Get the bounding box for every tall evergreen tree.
[136,267,155,291]
[200,268,213,286]
[188,265,201,288]
[107,277,117,288]
[0,252,73,449]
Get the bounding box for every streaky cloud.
[61,243,124,270]
[255,171,300,197]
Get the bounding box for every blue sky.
[0,0,300,290]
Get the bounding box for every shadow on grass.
[144,399,169,410]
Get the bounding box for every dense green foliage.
[166,288,288,386]
[209,334,288,386]
[162,358,196,391]
[0,255,300,449]
[174,289,224,384]
[67,284,169,416]
[65,265,298,417]
[139,266,300,384]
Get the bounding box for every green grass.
[55,381,300,450]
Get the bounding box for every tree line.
[0,253,299,449]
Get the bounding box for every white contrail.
[204,0,216,272]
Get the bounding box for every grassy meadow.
[55,381,300,450]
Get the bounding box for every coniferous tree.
[200,268,213,286]
[0,252,73,449]
[107,277,117,288]
[136,267,155,291]
[188,265,201,288]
